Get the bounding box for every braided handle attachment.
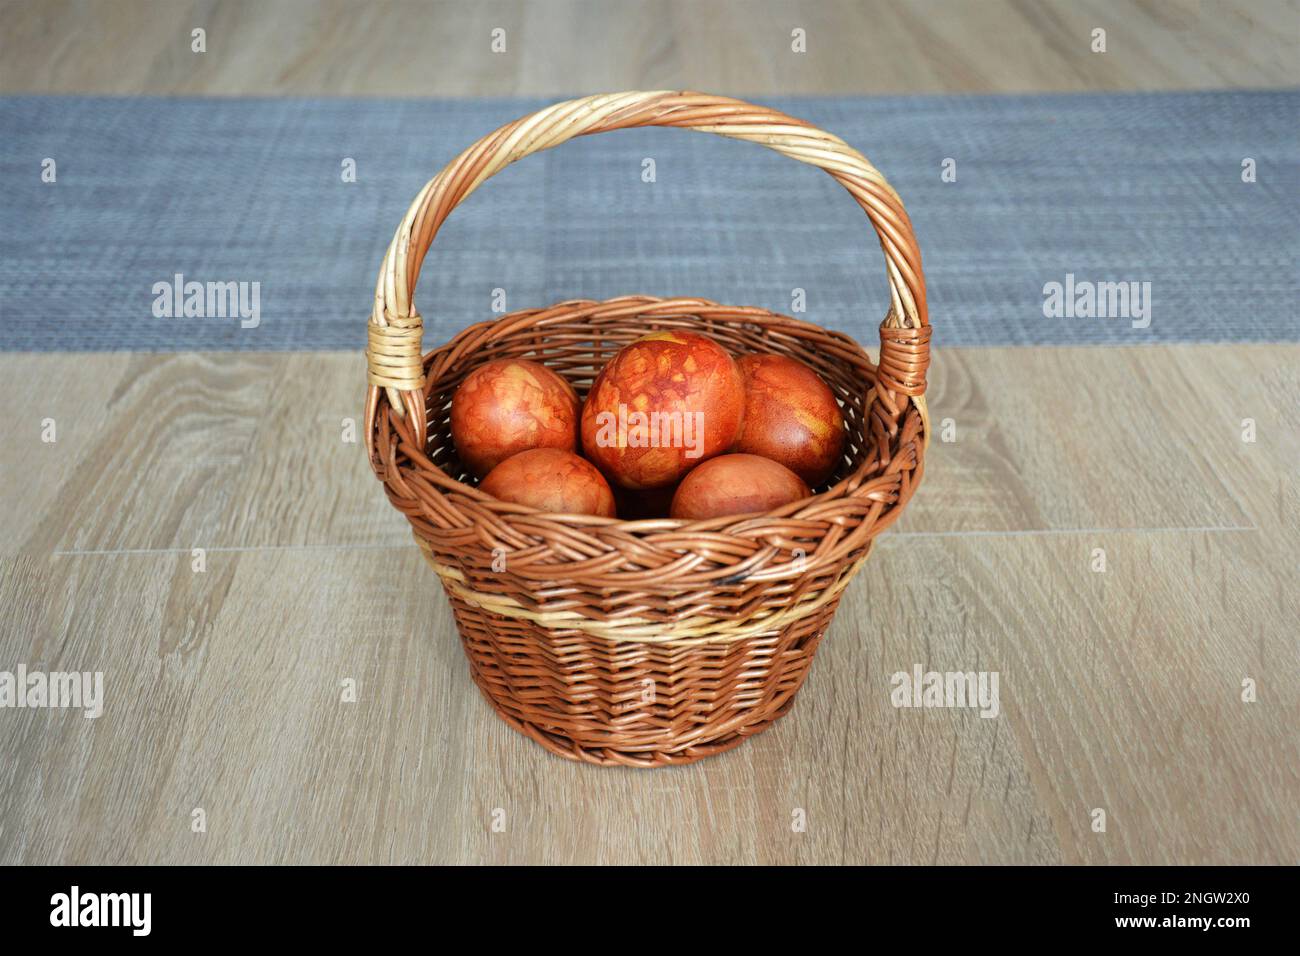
[366,90,930,450]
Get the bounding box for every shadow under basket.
[364,93,932,767]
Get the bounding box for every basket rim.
[369,296,928,579]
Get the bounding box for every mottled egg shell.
[451,359,579,478]
[580,331,745,490]
[478,448,617,517]
[735,353,845,487]
[669,453,810,520]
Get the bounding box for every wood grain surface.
[1,345,1295,865]
[3,0,1298,97]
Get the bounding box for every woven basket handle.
[367,91,931,443]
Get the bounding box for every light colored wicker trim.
[418,535,872,646]
[365,312,425,390]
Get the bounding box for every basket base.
[466,661,806,768]
[449,591,838,768]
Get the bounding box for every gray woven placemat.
[1,90,1296,352]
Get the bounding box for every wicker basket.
[365,92,931,767]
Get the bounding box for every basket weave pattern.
[365,93,931,766]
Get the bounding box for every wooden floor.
[1,345,1296,865]
[2,0,1299,96]
[1,0,1297,864]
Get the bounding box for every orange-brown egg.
[451,359,579,478]
[734,354,845,487]
[581,331,745,490]
[478,448,617,517]
[669,453,810,520]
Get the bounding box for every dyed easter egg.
[580,331,745,490]
[478,448,616,517]
[669,453,810,520]
[451,359,579,478]
[734,354,845,487]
